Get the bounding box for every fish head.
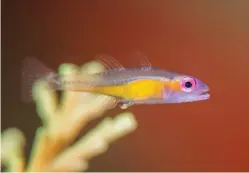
[163,75,210,103]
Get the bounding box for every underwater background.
[2,0,249,171]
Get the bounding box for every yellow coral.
[1,61,138,172]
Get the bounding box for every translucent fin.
[119,102,134,109]
[94,54,125,70]
[94,51,152,71]
[130,51,152,68]
[118,51,152,69]
[21,57,59,103]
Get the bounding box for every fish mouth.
[198,89,210,100]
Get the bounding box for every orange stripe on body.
[168,80,181,92]
[89,79,166,100]
[68,78,182,101]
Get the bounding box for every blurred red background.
[2,0,249,171]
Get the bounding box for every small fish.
[21,54,210,109]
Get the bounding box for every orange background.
[2,0,249,171]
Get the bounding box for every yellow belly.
[91,79,165,100]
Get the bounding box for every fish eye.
[184,81,192,88]
[180,77,196,92]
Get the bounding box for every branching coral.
[1,61,138,172]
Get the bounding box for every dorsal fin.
[94,51,152,71]
[95,54,125,70]
[121,51,152,71]
[130,51,152,68]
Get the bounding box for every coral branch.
[1,60,138,172]
[45,112,137,172]
[1,128,26,172]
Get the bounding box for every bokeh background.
[2,0,249,171]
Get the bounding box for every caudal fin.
[21,57,57,103]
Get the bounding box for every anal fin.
[119,102,134,109]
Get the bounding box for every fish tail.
[21,57,61,103]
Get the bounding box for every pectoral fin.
[119,102,134,109]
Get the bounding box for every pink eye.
[180,77,197,92]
